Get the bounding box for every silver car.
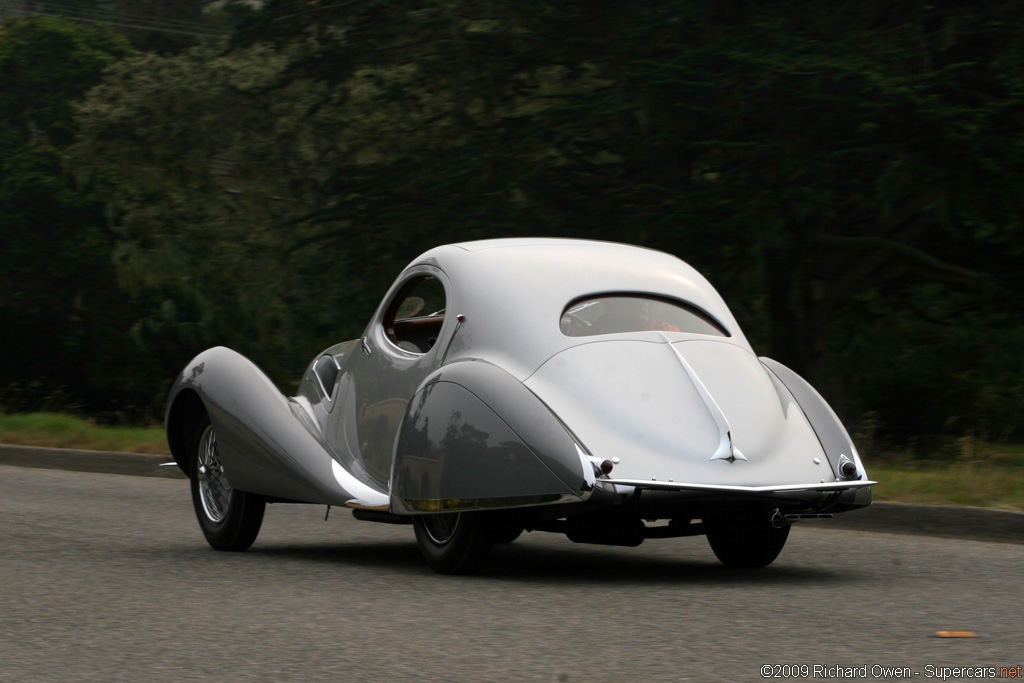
[165,238,874,573]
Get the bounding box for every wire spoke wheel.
[188,413,266,551]
[196,426,232,523]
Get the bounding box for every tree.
[0,16,140,417]
[70,39,354,387]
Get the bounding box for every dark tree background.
[1,0,1022,449]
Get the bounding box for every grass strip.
[0,412,168,454]
[868,462,1024,511]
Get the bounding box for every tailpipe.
[771,509,835,528]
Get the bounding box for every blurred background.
[1,0,1021,464]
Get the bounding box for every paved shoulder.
[0,443,185,479]
[829,499,1024,545]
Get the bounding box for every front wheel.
[413,513,494,574]
[706,523,790,568]
[189,415,265,551]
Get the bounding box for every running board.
[351,509,411,524]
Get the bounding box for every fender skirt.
[391,359,592,514]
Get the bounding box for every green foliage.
[0,16,141,419]
[7,1,233,53]
[69,40,351,385]
[0,16,132,145]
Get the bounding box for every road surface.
[1,465,1020,681]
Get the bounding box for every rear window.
[560,294,730,338]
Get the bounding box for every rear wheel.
[189,414,265,551]
[706,523,790,568]
[413,513,494,574]
[490,522,524,545]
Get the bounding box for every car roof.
[409,238,751,379]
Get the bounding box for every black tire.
[490,522,524,545]
[413,513,494,574]
[189,414,265,551]
[706,523,790,568]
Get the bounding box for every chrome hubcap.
[422,513,460,545]
[197,425,232,523]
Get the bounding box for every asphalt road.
[2,465,1021,682]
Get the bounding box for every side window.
[561,294,730,338]
[383,276,447,354]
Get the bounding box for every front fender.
[391,359,591,514]
[165,347,386,507]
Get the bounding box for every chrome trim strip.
[402,492,580,513]
[661,333,745,461]
[601,478,876,494]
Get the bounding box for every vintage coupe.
[165,238,873,573]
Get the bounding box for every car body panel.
[524,337,832,488]
[391,359,592,514]
[344,264,454,487]
[759,356,868,482]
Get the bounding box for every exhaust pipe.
[771,509,834,528]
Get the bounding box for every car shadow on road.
[243,538,852,586]
[245,540,428,574]
[484,543,849,586]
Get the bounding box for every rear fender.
[391,359,592,514]
[759,357,871,508]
